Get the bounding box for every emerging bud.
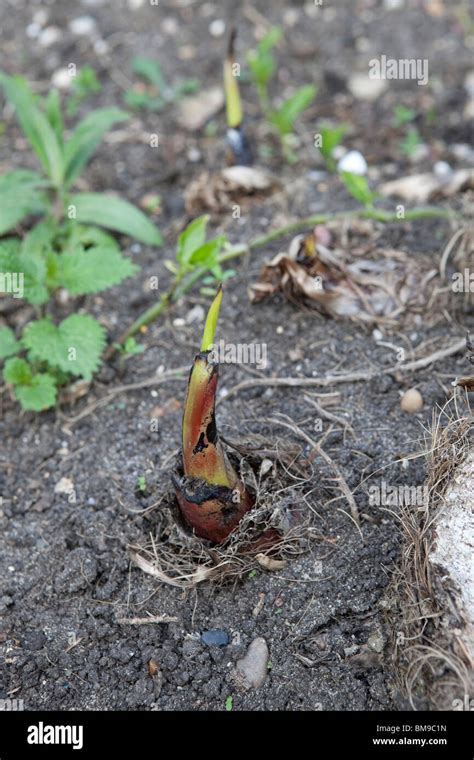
[173,286,254,542]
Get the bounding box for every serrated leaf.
[15,373,57,411]
[23,314,106,380]
[0,170,47,235]
[3,356,32,385]
[0,236,48,304]
[21,217,56,256]
[177,215,208,266]
[69,192,163,246]
[63,107,129,187]
[57,245,138,294]
[0,73,64,185]
[271,84,316,135]
[0,326,20,360]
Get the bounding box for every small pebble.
[186,304,205,324]
[52,68,72,90]
[400,388,423,413]
[337,150,368,176]
[201,629,229,647]
[433,161,452,177]
[235,637,269,689]
[173,317,186,328]
[69,16,96,35]
[38,26,61,47]
[209,19,225,37]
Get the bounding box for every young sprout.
[173,286,254,542]
[224,29,252,166]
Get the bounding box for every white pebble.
[337,150,368,176]
[38,26,61,47]
[433,161,452,177]
[173,317,186,328]
[209,19,225,37]
[69,16,96,35]
[26,23,42,39]
[52,68,72,90]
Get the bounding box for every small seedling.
[136,475,147,494]
[392,105,417,128]
[340,171,377,208]
[113,336,146,365]
[224,30,252,165]
[318,123,348,171]
[399,126,422,158]
[225,695,233,711]
[124,56,199,111]
[247,27,316,162]
[66,65,101,116]
[172,286,254,542]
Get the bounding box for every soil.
[0,0,473,712]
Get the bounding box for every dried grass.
[389,395,473,709]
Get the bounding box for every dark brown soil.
[0,0,473,711]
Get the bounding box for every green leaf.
[340,171,377,207]
[69,192,163,245]
[0,236,49,305]
[23,314,107,380]
[225,695,233,712]
[0,327,21,360]
[131,56,168,90]
[189,236,225,267]
[4,356,32,385]
[0,73,64,185]
[14,371,57,411]
[271,84,316,135]
[46,88,64,146]
[0,170,47,235]
[176,215,208,266]
[319,123,348,165]
[63,107,129,187]
[21,217,56,256]
[57,245,139,294]
[247,27,281,89]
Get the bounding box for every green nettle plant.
[172,286,254,543]
[0,71,162,411]
[247,27,316,162]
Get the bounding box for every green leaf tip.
[200,285,223,352]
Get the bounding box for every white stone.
[209,19,225,37]
[69,16,97,35]
[51,68,72,90]
[337,150,368,176]
[38,26,62,47]
[348,73,387,101]
[433,161,452,177]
